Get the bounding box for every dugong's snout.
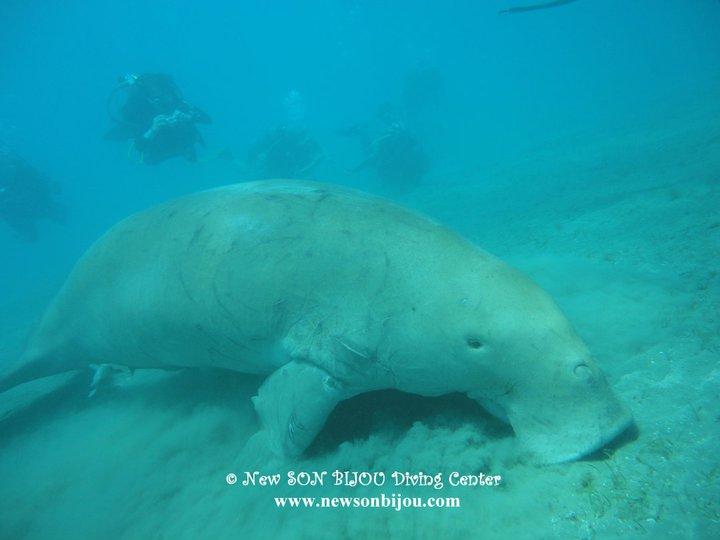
[497,359,635,464]
[510,395,634,464]
[465,337,633,464]
[446,256,636,463]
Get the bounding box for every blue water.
[1,1,719,538]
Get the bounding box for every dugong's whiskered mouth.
[519,413,635,464]
[556,416,635,463]
[467,386,635,464]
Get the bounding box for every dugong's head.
[415,249,634,464]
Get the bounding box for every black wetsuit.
[105,73,211,164]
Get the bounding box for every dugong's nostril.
[573,363,592,380]
[466,337,484,349]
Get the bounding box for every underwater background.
[1,0,719,538]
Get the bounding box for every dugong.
[0,180,632,463]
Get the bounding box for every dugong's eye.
[466,337,484,350]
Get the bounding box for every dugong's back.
[24,180,473,375]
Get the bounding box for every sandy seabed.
[0,94,718,540]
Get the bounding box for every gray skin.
[0,180,632,463]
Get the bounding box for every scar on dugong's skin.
[0,180,633,463]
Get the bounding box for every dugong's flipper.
[88,363,134,398]
[252,361,347,458]
[89,364,110,397]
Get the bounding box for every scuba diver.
[341,103,429,190]
[244,89,323,179]
[104,73,211,164]
[246,125,323,179]
[0,150,65,241]
[354,121,428,188]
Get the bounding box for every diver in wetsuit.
[246,125,323,179]
[0,150,64,241]
[338,101,429,190]
[351,120,428,189]
[105,73,211,164]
